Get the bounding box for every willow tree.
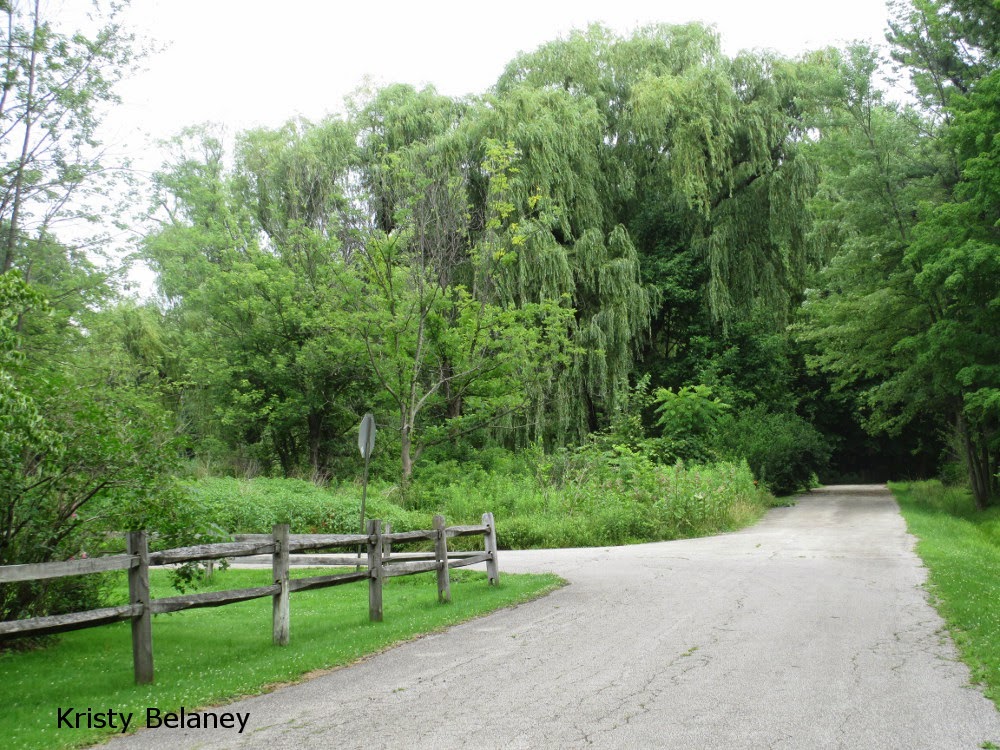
[625,48,823,323]
[235,117,361,266]
[471,78,654,442]
[494,23,825,325]
[350,83,471,238]
[478,24,829,440]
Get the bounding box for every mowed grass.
[0,567,563,750]
[890,480,1000,707]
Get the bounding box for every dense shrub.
[715,406,830,496]
[651,384,729,463]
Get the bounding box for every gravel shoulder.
[98,485,1000,749]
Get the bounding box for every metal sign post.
[357,413,376,568]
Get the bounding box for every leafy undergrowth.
[890,480,1000,708]
[0,567,563,750]
[178,448,775,551]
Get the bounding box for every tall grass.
[179,447,774,550]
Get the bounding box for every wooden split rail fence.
[0,513,499,685]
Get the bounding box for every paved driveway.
[99,485,1000,749]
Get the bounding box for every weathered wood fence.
[0,512,499,685]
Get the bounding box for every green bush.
[651,384,729,463]
[414,444,770,547]
[715,406,830,496]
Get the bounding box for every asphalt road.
[98,485,1000,749]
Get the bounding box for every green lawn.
[890,480,1000,708]
[0,567,563,750]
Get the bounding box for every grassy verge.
[0,567,563,750]
[889,480,1000,707]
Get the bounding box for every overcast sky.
[103,0,893,172]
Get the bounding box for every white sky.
[104,0,893,173]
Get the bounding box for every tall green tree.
[144,125,371,477]
[347,227,572,479]
[0,2,190,623]
[799,34,999,507]
[886,0,999,113]
[487,25,834,447]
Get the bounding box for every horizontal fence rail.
[0,555,138,583]
[0,512,499,685]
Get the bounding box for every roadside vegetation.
[179,448,776,550]
[890,481,1000,707]
[0,567,563,750]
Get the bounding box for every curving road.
[99,485,1000,749]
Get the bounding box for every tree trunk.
[307,411,323,475]
[957,411,992,510]
[439,359,462,419]
[400,422,413,481]
[3,0,41,275]
[273,433,295,478]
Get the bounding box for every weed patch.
[178,451,774,551]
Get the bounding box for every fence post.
[482,512,500,586]
[127,530,153,684]
[383,521,392,562]
[434,514,451,603]
[367,519,383,622]
[272,524,290,645]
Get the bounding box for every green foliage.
[715,406,831,496]
[145,124,371,478]
[0,273,52,491]
[178,444,771,553]
[0,0,193,622]
[487,23,827,439]
[133,23,864,479]
[651,384,729,463]
[536,444,768,545]
[347,224,575,478]
[0,290,191,621]
[886,0,999,113]
[0,0,144,273]
[183,477,430,536]
[426,451,756,548]
[799,33,999,507]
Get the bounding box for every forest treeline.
[0,1,998,619]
